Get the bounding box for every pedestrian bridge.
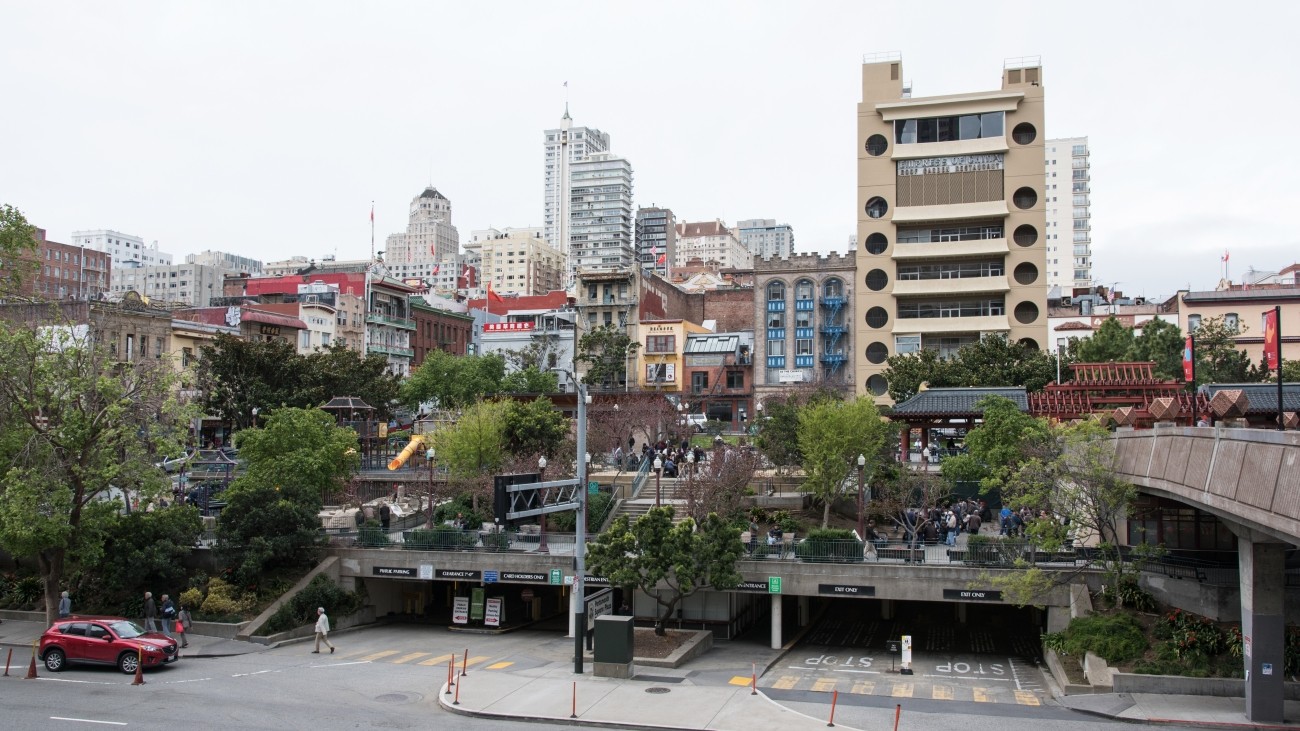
[1111,426,1300,545]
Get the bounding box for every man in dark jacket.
[143,591,158,632]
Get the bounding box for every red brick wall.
[703,289,755,332]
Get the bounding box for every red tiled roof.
[1056,321,1095,331]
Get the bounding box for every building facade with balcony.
[570,153,636,277]
[855,55,1049,401]
[675,220,753,270]
[7,228,112,301]
[683,330,754,427]
[635,206,676,278]
[465,227,564,297]
[636,319,712,393]
[1044,136,1091,291]
[410,296,474,365]
[544,111,611,261]
[476,309,582,392]
[752,253,856,403]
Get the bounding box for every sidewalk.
[0,618,265,660]
[1058,692,1300,728]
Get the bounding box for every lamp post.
[856,453,867,540]
[653,455,663,507]
[537,455,549,554]
[426,447,436,529]
[574,386,591,674]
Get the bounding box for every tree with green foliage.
[1075,317,1135,363]
[940,395,1051,493]
[197,334,302,431]
[216,408,358,588]
[0,324,188,625]
[1192,315,1258,386]
[587,506,743,635]
[83,506,203,612]
[299,343,402,420]
[502,396,568,459]
[1130,318,1185,381]
[798,397,896,528]
[753,386,842,474]
[883,334,1056,402]
[500,366,559,394]
[402,350,506,410]
[0,203,39,293]
[576,325,638,388]
[431,399,510,477]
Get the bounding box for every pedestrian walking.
[58,591,71,618]
[143,591,158,632]
[379,502,392,532]
[313,607,335,654]
[176,605,192,648]
[160,594,176,638]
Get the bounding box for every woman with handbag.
[176,605,192,648]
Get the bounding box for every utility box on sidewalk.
[593,614,634,679]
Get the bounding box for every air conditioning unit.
[1060,296,1072,306]
[1135,297,1147,305]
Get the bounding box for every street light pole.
[426,447,436,529]
[574,385,590,674]
[856,453,867,540]
[653,455,663,507]
[537,455,548,554]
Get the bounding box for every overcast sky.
[4,1,1297,300]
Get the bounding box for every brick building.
[5,228,112,301]
[410,296,474,364]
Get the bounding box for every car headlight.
[141,645,160,653]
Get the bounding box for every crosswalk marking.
[850,680,874,695]
[417,654,456,666]
[462,655,492,669]
[931,684,953,700]
[391,652,430,664]
[358,650,401,662]
[772,675,799,690]
[1014,690,1040,706]
[890,683,913,698]
[811,677,837,692]
[973,687,990,703]
[486,661,514,670]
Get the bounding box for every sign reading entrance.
[818,584,875,596]
[943,589,1002,601]
[373,566,417,577]
[436,569,482,581]
[452,597,469,624]
[735,581,771,593]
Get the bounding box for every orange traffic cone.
[25,652,37,679]
[131,649,145,686]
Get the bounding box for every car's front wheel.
[118,652,140,674]
[43,648,66,672]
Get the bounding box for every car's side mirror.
[103,636,114,641]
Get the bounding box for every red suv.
[39,616,180,674]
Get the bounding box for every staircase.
[613,476,694,526]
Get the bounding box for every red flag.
[1264,308,1280,370]
[656,253,666,265]
[1222,250,1230,263]
[488,281,505,304]
[431,264,440,276]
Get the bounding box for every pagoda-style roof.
[1200,383,1300,415]
[891,387,1028,417]
[321,396,374,412]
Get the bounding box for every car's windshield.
[109,620,146,638]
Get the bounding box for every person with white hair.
[58,591,71,618]
[313,607,335,654]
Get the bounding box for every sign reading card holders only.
[943,589,1002,601]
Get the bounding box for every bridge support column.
[567,586,577,638]
[798,596,809,626]
[954,603,966,624]
[1047,605,1069,633]
[881,599,894,620]
[1240,539,1286,723]
[770,595,783,650]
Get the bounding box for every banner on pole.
[1264,309,1280,370]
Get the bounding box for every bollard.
[460,648,468,677]
[893,703,901,731]
[826,689,837,727]
[452,670,461,706]
[446,658,455,693]
[570,681,577,719]
[5,647,12,677]
[130,648,145,686]
[751,662,757,695]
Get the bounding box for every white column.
[770,594,783,650]
[567,586,576,638]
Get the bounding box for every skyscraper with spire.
[384,187,460,283]
[543,108,610,267]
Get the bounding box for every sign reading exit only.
[768,577,782,594]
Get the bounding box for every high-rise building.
[855,55,1049,401]
[735,219,795,261]
[1044,137,1091,292]
[185,251,262,275]
[569,153,635,275]
[675,220,753,270]
[72,230,172,268]
[110,262,239,307]
[465,227,565,296]
[635,207,676,277]
[384,187,460,284]
[543,111,610,258]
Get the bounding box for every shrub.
[10,576,43,607]
[179,588,205,610]
[548,491,613,532]
[261,574,365,635]
[1056,613,1149,664]
[1099,579,1156,612]
[200,578,252,617]
[795,528,864,563]
[406,526,475,550]
[358,525,391,547]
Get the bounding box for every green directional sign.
[588,481,599,494]
[549,568,563,585]
[768,576,782,594]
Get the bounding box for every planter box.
[633,629,713,669]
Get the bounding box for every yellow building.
[637,319,711,392]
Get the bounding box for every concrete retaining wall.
[1084,651,1114,689]
[249,605,377,646]
[1112,672,1300,700]
[634,629,713,669]
[238,555,339,640]
[1044,648,1095,695]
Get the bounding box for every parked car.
[680,413,708,432]
[39,616,180,674]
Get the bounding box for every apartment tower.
[855,55,1049,401]
[1044,136,1091,292]
[543,110,610,267]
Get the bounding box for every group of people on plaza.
[141,590,191,646]
[889,498,990,548]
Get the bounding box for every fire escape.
[818,280,847,377]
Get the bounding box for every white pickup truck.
[680,413,708,432]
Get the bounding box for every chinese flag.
[657,253,666,265]
[1264,308,1280,370]
[488,282,505,303]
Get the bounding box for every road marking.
[890,683,913,698]
[461,655,492,668]
[850,680,875,695]
[931,684,953,700]
[160,677,212,684]
[391,652,430,664]
[973,687,991,703]
[37,678,117,685]
[772,675,799,690]
[922,674,1012,682]
[811,677,837,692]
[311,661,370,668]
[831,668,880,674]
[485,661,514,670]
[418,653,456,666]
[728,676,752,687]
[50,719,127,726]
[1014,690,1041,706]
[231,669,278,677]
[1007,656,1022,690]
[359,650,401,662]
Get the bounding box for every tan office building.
[855,55,1049,401]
